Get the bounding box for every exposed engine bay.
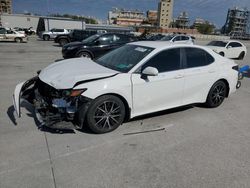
[14,76,91,130]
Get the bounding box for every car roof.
[129,41,197,49]
[211,40,242,43]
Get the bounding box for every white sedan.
[13,41,240,133]
[160,34,194,44]
[207,40,247,60]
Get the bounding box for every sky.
[13,0,250,28]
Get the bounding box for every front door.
[131,48,185,117]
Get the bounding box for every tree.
[196,21,215,34]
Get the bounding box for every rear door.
[182,47,218,104]
[5,30,16,41]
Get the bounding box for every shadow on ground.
[7,102,202,135]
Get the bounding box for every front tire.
[205,81,227,108]
[86,95,126,134]
[15,38,22,43]
[43,35,50,41]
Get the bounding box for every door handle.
[174,75,184,79]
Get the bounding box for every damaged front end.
[13,76,91,130]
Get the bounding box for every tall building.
[158,0,174,28]
[147,10,158,26]
[222,7,250,35]
[0,0,12,26]
[0,0,12,14]
[108,8,144,26]
[175,12,189,29]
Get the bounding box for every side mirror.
[227,45,232,49]
[94,40,100,45]
[142,67,159,76]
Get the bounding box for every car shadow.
[53,44,62,47]
[7,102,205,135]
[129,105,194,122]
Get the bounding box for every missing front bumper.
[13,77,91,130]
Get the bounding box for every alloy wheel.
[211,84,226,106]
[93,101,122,130]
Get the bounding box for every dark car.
[62,33,136,59]
[55,29,100,46]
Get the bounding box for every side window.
[185,48,214,68]
[142,48,181,73]
[181,36,189,41]
[173,36,181,41]
[54,29,63,32]
[6,30,14,34]
[228,42,242,48]
[98,35,114,45]
[0,28,6,34]
[114,35,131,43]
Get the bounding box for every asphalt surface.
[0,37,250,188]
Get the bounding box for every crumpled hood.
[39,58,119,89]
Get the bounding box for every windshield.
[160,35,174,41]
[95,45,154,73]
[207,41,227,47]
[82,34,100,43]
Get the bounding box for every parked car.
[54,29,99,46]
[160,34,195,44]
[207,40,247,60]
[14,41,240,133]
[40,28,69,41]
[14,27,36,35]
[62,33,137,59]
[0,28,28,43]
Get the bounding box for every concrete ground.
[0,37,250,188]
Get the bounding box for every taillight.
[232,65,239,71]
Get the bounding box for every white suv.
[41,28,69,41]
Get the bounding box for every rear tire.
[86,95,126,134]
[205,81,227,108]
[43,35,50,41]
[15,38,22,43]
[59,39,69,46]
[77,51,92,59]
[238,52,245,60]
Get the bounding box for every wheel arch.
[97,93,131,122]
[14,37,22,42]
[76,49,94,59]
[216,78,230,98]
